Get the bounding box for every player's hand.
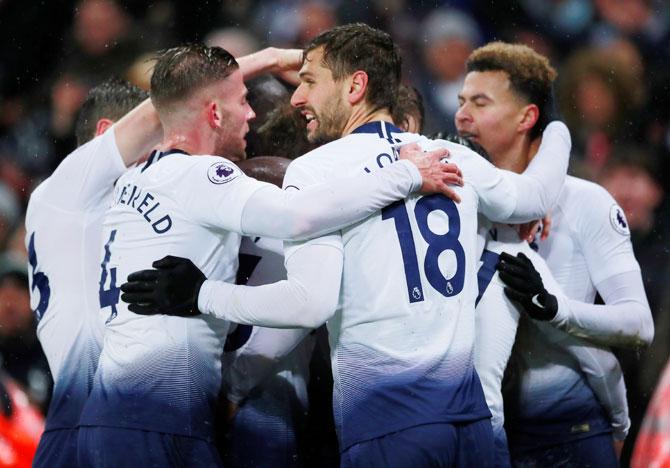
[517,213,552,242]
[399,143,463,202]
[120,255,206,317]
[269,47,302,85]
[497,252,558,321]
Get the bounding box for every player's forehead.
[299,47,330,78]
[460,70,512,99]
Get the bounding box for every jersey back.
[80,151,267,441]
[283,122,498,450]
[25,129,124,431]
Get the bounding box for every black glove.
[496,252,558,321]
[430,132,491,160]
[120,255,206,317]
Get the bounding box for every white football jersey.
[25,129,125,431]
[80,150,270,441]
[282,121,543,450]
[505,176,638,434]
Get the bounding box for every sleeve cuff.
[396,159,422,192]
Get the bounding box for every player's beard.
[308,94,349,145]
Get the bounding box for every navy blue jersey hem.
[77,422,213,443]
[339,410,492,452]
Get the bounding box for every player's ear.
[518,104,539,134]
[207,101,222,129]
[347,71,368,106]
[95,118,114,137]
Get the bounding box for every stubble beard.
[307,95,348,145]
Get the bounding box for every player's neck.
[160,127,213,156]
[341,106,394,137]
[491,135,539,174]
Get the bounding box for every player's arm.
[113,98,162,167]
[551,191,653,348]
[236,47,303,85]
[498,191,653,348]
[225,327,312,404]
[121,239,344,328]
[498,254,652,348]
[475,121,571,223]
[533,320,631,442]
[238,147,461,241]
[42,98,161,211]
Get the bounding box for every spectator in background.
[558,47,645,176]
[0,260,52,413]
[205,27,261,58]
[418,7,482,134]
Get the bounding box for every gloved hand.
[120,255,206,317]
[496,252,558,321]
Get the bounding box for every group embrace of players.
[25,21,652,468]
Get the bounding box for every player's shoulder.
[561,176,616,211]
[561,176,630,236]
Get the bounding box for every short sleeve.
[181,158,272,233]
[572,184,640,285]
[44,127,126,212]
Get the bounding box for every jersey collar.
[351,121,403,144]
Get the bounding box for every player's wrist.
[396,159,423,192]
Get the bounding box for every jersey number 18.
[382,194,465,303]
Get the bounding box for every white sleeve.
[239,159,421,240]
[550,192,653,347]
[44,128,126,212]
[551,271,654,348]
[225,327,312,404]
[197,240,343,328]
[535,321,631,440]
[475,121,571,223]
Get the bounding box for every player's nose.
[290,85,307,108]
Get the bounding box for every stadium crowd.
[0,0,669,466]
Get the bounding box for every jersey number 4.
[383,194,465,303]
[99,230,120,324]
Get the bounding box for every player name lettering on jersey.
[114,182,172,233]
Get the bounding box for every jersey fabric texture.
[280,121,524,451]
[80,150,270,442]
[505,176,639,448]
[26,129,126,468]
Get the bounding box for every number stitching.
[28,232,50,321]
[99,230,120,324]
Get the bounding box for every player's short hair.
[150,44,239,111]
[391,85,425,133]
[466,42,556,139]
[75,77,148,146]
[304,23,401,113]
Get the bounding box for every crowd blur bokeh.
[0,0,669,465]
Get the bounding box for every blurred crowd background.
[0,0,668,465]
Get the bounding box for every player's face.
[215,69,256,161]
[455,71,525,162]
[290,47,350,144]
